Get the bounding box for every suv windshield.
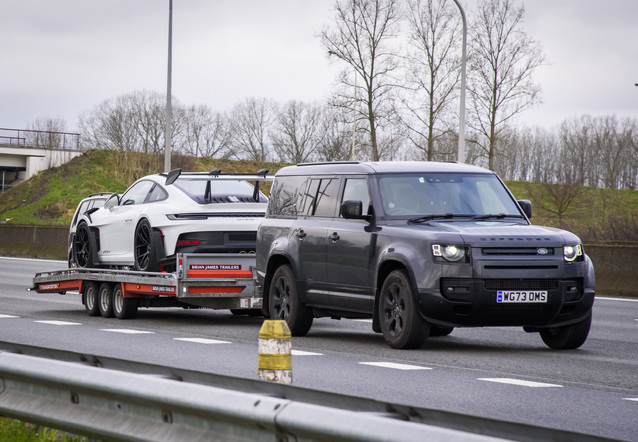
[173,178,267,204]
[377,173,521,219]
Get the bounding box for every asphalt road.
[1,256,637,441]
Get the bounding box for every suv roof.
[278,161,492,176]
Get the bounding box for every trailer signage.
[189,264,241,271]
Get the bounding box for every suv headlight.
[563,244,583,262]
[432,244,468,263]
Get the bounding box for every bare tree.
[228,97,276,161]
[467,0,545,171]
[181,105,232,159]
[27,116,68,149]
[401,0,461,161]
[79,90,184,154]
[315,106,357,161]
[321,0,402,161]
[271,100,324,163]
[524,155,586,229]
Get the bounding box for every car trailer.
[29,253,262,319]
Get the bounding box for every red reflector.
[177,240,201,246]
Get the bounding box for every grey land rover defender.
[256,161,595,349]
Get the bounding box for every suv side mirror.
[517,199,532,219]
[340,200,371,220]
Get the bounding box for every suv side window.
[313,178,340,217]
[341,178,371,216]
[267,175,306,218]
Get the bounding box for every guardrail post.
[258,320,292,384]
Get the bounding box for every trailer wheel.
[98,282,114,318]
[83,281,100,316]
[113,283,138,319]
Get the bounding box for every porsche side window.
[121,181,154,206]
[147,184,168,203]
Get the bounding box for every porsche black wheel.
[73,222,95,268]
[134,219,159,272]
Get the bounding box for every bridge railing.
[0,127,81,150]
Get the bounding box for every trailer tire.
[98,282,114,318]
[83,281,100,316]
[113,283,138,319]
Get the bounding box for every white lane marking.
[479,378,563,388]
[0,314,19,318]
[623,398,638,402]
[35,320,81,326]
[360,362,431,371]
[100,329,154,334]
[353,319,373,323]
[174,338,231,344]
[292,350,323,356]
[596,297,638,303]
[0,256,66,264]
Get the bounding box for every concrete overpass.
[0,128,82,193]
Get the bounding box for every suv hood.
[431,221,581,247]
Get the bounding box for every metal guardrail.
[0,341,609,442]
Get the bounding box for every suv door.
[325,177,375,313]
[293,177,340,306]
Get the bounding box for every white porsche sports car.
[71,168,272,272]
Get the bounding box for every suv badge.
[537,248,549,255]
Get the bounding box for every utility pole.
[164,0,173,173]
[452,0,467,163]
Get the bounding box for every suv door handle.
[296,230,307,239]
[329,232,340,242]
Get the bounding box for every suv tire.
[269,265,313,336]
[379,270,429,349]
[539,311,591,350]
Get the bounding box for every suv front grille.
[482,247,555,256]
[484,279,559,290]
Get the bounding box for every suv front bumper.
[417,277,594,327]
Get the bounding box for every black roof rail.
[296,161,360,167]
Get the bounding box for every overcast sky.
[1,0,637,133]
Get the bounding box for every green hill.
[0,149,636,242]
[0,149,287,226]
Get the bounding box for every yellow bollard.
[258,320,292,384]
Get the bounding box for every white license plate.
[496,290,547,303]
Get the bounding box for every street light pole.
[452,0,467,164]
[164,0,173,173]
